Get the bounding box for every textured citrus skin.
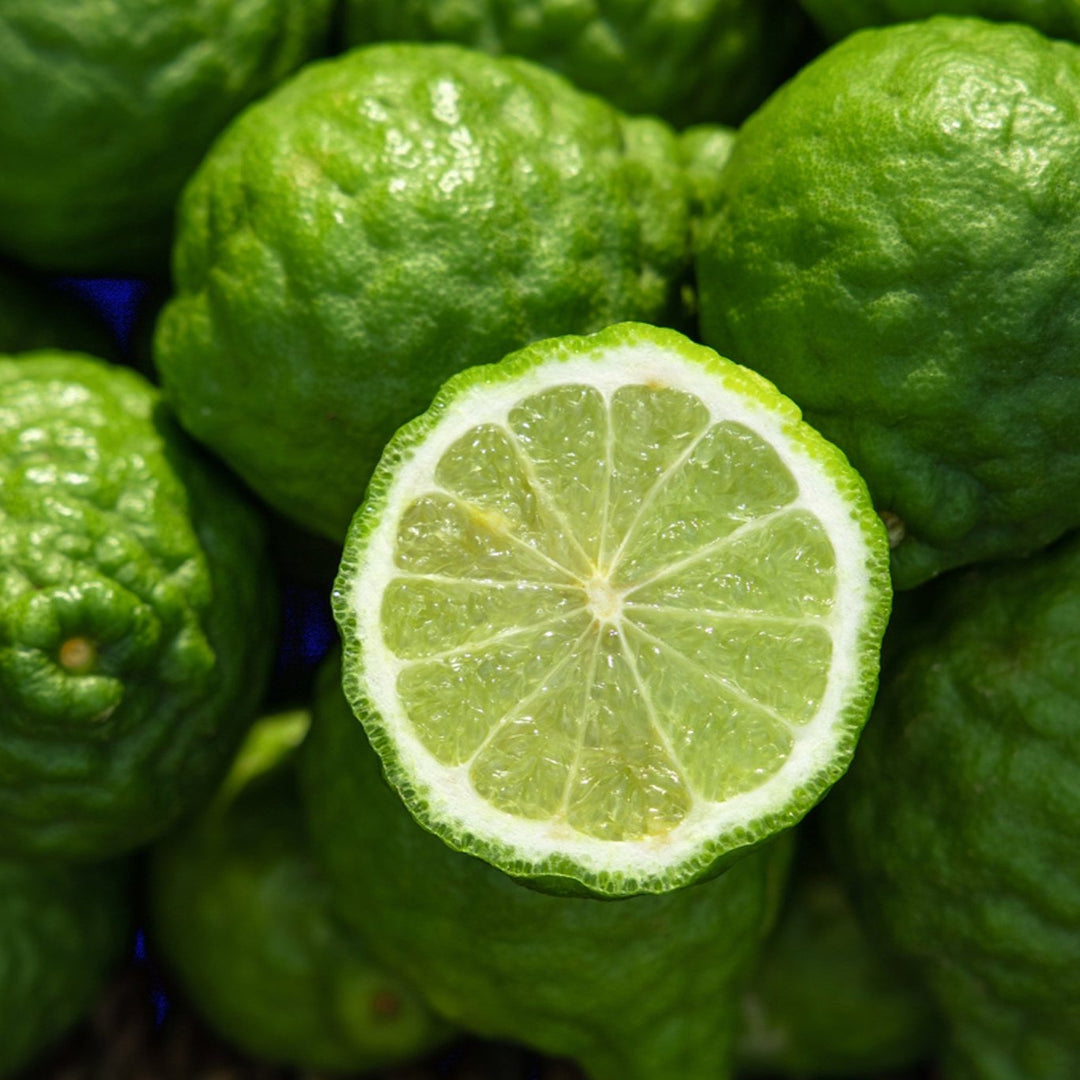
[155,44,694,541]
[825,533,1080,1079]
[800,0,1080,42]
[0,352,277,860]
[0,0,334,274]
[736,853,939,1076]
[0,856,130,1078]
[0,263,116,359]
[302,655,792,1080]
[695,17,1080,588]
[150,711,450,1072]
[341,0,811,127]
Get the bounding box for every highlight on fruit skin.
[332,321,892,898]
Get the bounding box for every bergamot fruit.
[302,652,793,1080]
[0,0,335,274]
[154,43,694,541]
[736,843,940,1076]
[0,351,277,860]
[0,855,131,1078]
[340,0,812,128]
[799,0,1080,42]
[825,532,1080,1079]
[331,322,891,898]
[695,16,1080,588]
[149,709,451,1072]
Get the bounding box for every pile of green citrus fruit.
[3,4,1080,1079]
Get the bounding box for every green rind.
[825,531,1080,1079]
[149,710,451,1072]
[799,0,1080,42]
[341,0,812,128]
[0,0,335,274]
[332,322,891,898]
[155,42,692,540]
[0,855,131,1078]
[0,351,278,860]
[303,652,793,1080]
[696,16,1080,588]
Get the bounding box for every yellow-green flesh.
[383,384,837,843]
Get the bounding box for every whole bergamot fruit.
[0,0,335,274]
[825,532,1080,1079]
[0,855,131,1078]
[799,0,1080,42]
[695,16,1080,588]
[149,708,451,1073]
[300,653,792,1080]
[154,43,695,541]
[0,351,277,860]
[340,0,812,128]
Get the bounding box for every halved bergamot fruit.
[333,323,891,897]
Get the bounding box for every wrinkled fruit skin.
[825,532,1080,1079]
[799,0,1080,43]
[0,352,277,860]
[149,711,450,1073]
[342,0,811,128]
[0,0,335,274]
[155,43,694,540]
[0,855,131,1079]
[696,17,1080,588]
[300,655,791,1080]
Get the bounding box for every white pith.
[347,340,877,881]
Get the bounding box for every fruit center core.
[584,574,622,622]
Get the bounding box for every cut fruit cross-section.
[333,323,892,897]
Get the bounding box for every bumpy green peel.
[0,0,335,273]
[826,533,1080,1079]
[341,0,811,128]
[0,855,131,1078]
[302,654,792,1080]
[799,0,1080,42]
[155,43,693,540]
[0,351,277,859]
[696,17,1080,588]
[150,710,451,1072]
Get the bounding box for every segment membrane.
[394,492,574,583]
[434,423,589,577]
[629,608,831,724]
[613,421,799,586]
[624,623,795,801]
[396,611,592,765]
[564,627,691,840]
[602,385,710,566]
[508,385,609,565]
[469,630,600,820]
[381,577,584,660]
[626,509,836,619]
